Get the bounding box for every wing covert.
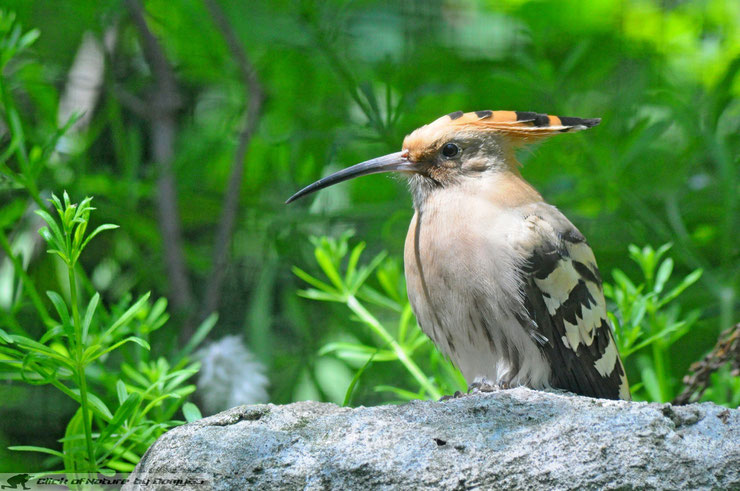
[518,212,630,400]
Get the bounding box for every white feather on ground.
[195,335,269,415]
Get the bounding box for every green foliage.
[1,194,201,474]
[293,232,465,403]
[604,244,703,402]
[0,14,205,474]
[1,0,739,473]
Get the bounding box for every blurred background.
[0,0,738,473]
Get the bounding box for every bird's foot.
[467,378,515,394]
[467,378,503,394]
[439,390,465,401]
[468,382,496,394]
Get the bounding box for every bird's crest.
[406,110,600,149]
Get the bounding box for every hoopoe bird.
[287,110,630,400]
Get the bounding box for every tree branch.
[200,0,265,320]
[125,0,193,311]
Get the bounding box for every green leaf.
[658,269,703,308]
[345,241,366,287]
[654,258,673,294]
[116,380,128,405]
[50,193,63,215]
[376,260,403,303]
[144,297,169,331]
[622,322,684,357]
[72,196,93,224]
[162,366,200,392]
[17,28,40,49]
[62,190,72,212]
[97,392,142,448]
[319,342,396,362]
[171,385,196,398]
[182,402,202,423]
[63,408,87,473]
[639,363,663,402]
[611,269,636,294]
[121,363,150,388]
[292,266,338,295]
[357,285,401,312]
[38,326,65,344]
[82,293,100,344]
[297,289,340,302]
[397,303,415,344]
[86,336,150,363]
[407,333,431,353]
[101,292,151,340]
[315,247,345,291]
[176,313,217,362]
[10,335,74,367]
[34,209,65,251]
[141,394,181,417]
[8,445,65,458]
[46,291,73,340]
[629,299,647,331]
[374,385,422,401]
[352,251,387,291]
[79,223,119,256]
[0,327,13,344]
[106,460,136,472]
[654,243,673,263]
[70,389,113,421]
[343,349,378,406]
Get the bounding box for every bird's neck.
[409,170,543,212]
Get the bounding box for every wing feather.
[518,211,630,400]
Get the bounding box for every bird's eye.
[441,143,460,158]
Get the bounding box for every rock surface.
[125,388,739,490]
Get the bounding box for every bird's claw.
[439,390,464,401]
[467,379,510,394]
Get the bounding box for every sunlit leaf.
[81,293,99,344]
[8,445,64,458]
[182,402,202,423]
[654,258,673,294]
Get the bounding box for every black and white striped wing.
[518,213,630,400]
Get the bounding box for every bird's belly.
[403,210,550,388]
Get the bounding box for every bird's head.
[286,110,599,206]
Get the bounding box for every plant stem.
[647,303,667,402]
[0,79,45,210]
[347,295,442,400]
[68,264,96,471]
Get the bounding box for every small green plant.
[0,193,205,475]
[293,232,465,404]
[604,243,703,402]
[0,14,208,475]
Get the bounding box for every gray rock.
[125,388,739,490]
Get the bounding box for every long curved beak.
[286,151,414,204]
